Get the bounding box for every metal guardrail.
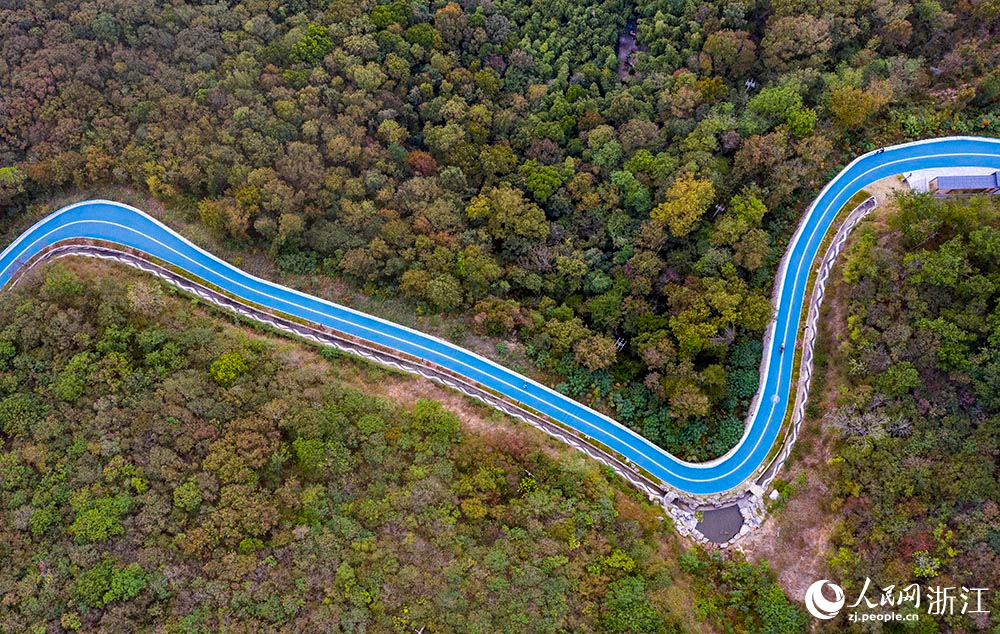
[696,196,881,547]
[757,196,877,491]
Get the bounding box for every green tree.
[701,30,756,78]
[173,480,202,512]
[371,0,411,27]
[105,563,147,604]
[70,560,146,608]
[0,165,26,203]
[575,334,618,370]
[427,274,465,312]
[545,317,590,356]
[53,352,94,402]
[291,24,334,64]
[651,173,716,237]
[70,560,115,609]
[0,393,43,437]
[90,13,121,43]
[404,23,443,50]
[876,362,921,396]
[520,161,564,203]
[742,86,816,137]
[761,15,832,72]
[69,494,133,544]
[466,184,549,244]
[827,83,891,130]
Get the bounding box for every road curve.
[1,136,998,496]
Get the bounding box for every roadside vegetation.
[2,1,1000,628]
[814,192,1000,631]
[2,0,998,461]
[0,260,804,632]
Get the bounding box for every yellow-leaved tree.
[650,172,716,237]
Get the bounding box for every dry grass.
[737,428,836,600]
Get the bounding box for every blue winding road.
[1,137,999,496]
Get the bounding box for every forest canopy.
[0,259,805,631]
[816,193,1000,631]
[0,0,998,459]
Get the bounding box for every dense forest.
[3,0,1000,630]
[817,193,1000,631]
[0,259,806,632]
[1,0,997,459]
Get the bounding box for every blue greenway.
[1,136,999,496]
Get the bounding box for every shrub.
[277,251,321,275]
[210,351,248,387]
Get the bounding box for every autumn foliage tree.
[0,0,997,461]
[650,172,716,237]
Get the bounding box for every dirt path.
[866,174,910,209]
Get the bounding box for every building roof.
[932,172,999,190]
